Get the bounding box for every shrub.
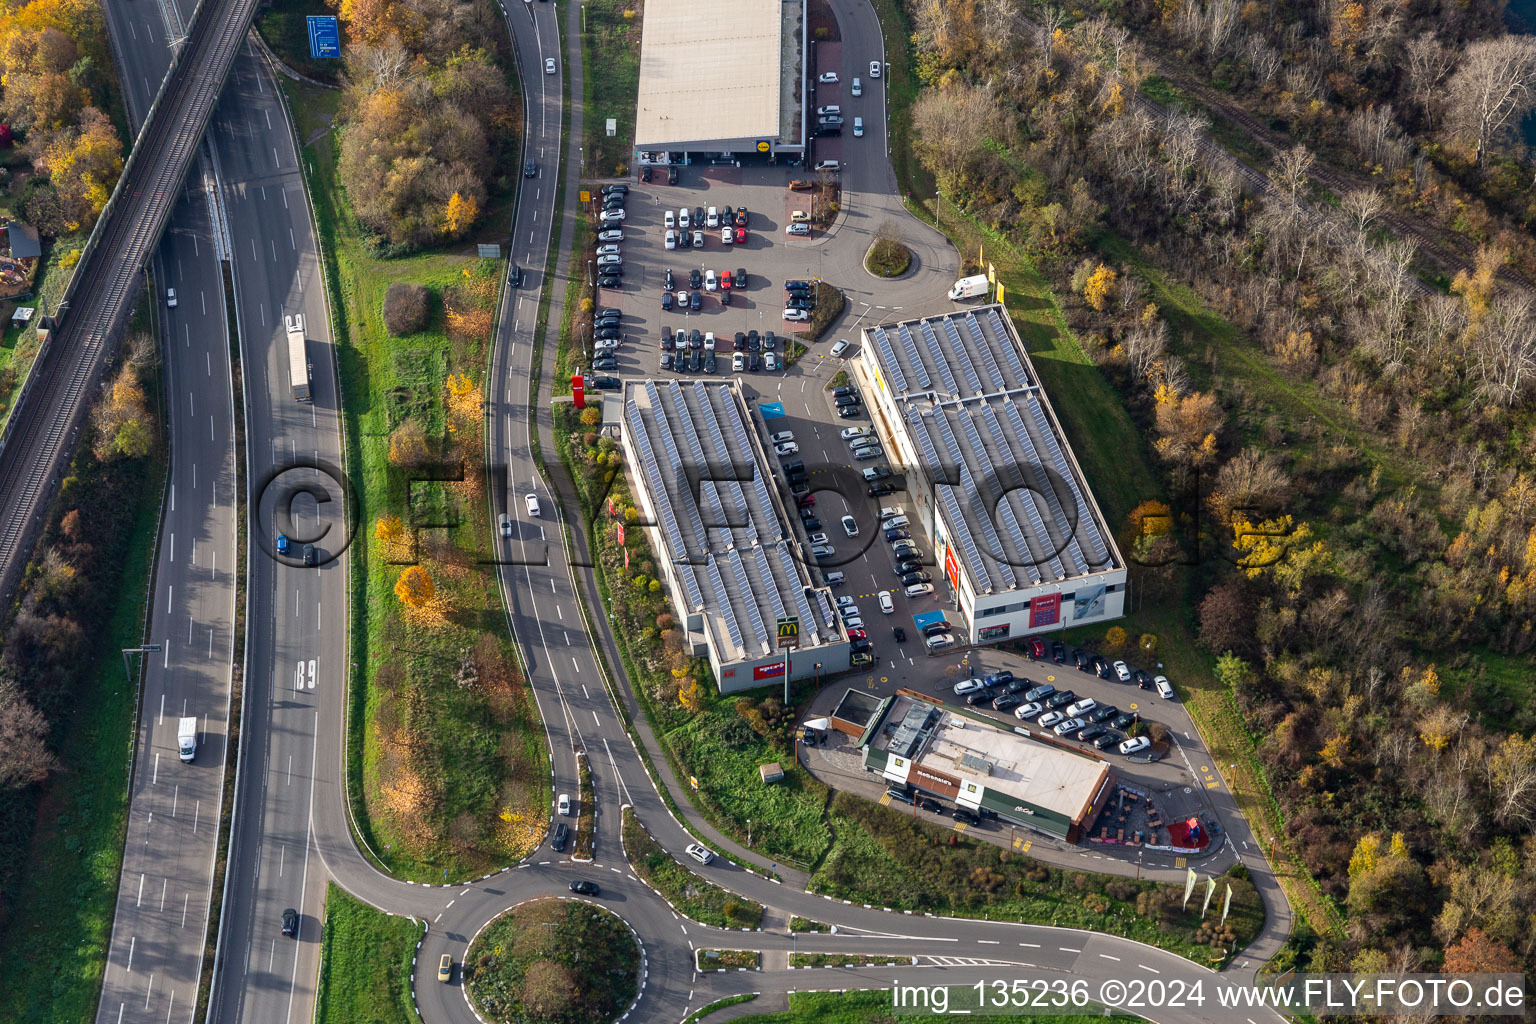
[383,282,430,336]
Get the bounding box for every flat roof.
[863,306,1120,594]
[634,0,788,148]
[623,379,840,662]
[873,694,1106,821]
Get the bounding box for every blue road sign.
[759,401,786,419]
[307,16,341,59]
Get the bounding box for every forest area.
[900,0,1536,977]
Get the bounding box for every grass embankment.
[789,915,829,932]
[574,753,595,860]
[465,899,639,1024]
[285,78,548,882]
[696,949,761,971]
[314,885,423,1024]
[924,192,1343,943]
[580,0,642,178]
[0,410,162,1024]
[752,991,1146,1023]
[255,0,342,85]
[791,952,911,967]
[684,994,758,1023]
[812,796,1262,965]
[792,280,846,344]
[623,807,764,928]
[864,0,933,203]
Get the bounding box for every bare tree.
[1445,35,1536,166]
[0,675,57,788]
[1341,187,1384,241]
[1240,32,1283,84]
[1403,32,1455,129]
[1470,294,1536,407]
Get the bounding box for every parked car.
[1155,675,1176,699]
[1119,736,1151,755]
[925,633,955,651]
[1112,712,1137,730]
[1045,690,1077,709]
[1113,660,1132,682]
[1094,731,1122,751]
[1078,725,1107,743]
[783,307,811,321]
[837,405,862,418]
[1051,640,1068,662]
[1088,705,1118,724]
[967,690,993,706]
[818,71,839,83]
[1013,701,1043,720]
[1054,717,1086,736]
[1037,710,1065,729]
[953,807,980,826]
[1024,683,1055,702]
[992,694,1021,712]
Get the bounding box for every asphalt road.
[91,2,238,1021]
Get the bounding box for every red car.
[846,628,867,640]
[1027,637,1046,658]
[721,271,733,290]
[798,494,816,507]
[734,226,747,244]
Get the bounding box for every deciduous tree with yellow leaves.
[394,564,435,608]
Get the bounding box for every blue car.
[276,533,289,555]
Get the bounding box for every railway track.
[0,0,259,602]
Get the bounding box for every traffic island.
[696,949,762,972]
[464,898,639,1024]
[864,226,913,278]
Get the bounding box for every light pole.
[747,819,752,847]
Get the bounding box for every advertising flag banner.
[1221,884,1233,925]
[616,522,625,546]
[1202,876,1216,916]
[1183,868,1198,909]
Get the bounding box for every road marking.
[1139,964,1160,974]
[1060,947,1081,953]
[977,939,998,945]
[592,710,600,726]
[1019,942,1040,947]
[136,873,145,907]
[1099,953,1121,961]
[126,937,135,973]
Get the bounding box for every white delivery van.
[178,717,197,762]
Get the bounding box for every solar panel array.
[625,400,705,610]
[896,323,932,390]
[963,313,1008,391]
[728,548,769,651]
[871,326,910,393]
[1002,399,1089,576]
[942,317,984,394]
[662,382,720,548]
[720,385,783,543]
[977,402,1052,584]
[1023,394,1111,566]
[705,553,744,652]
[919,320,960,396]
[688,382,754,543]
[985,307,1032,386]
[908,406,991,592]
[934,407,1018,591]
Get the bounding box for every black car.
[1051,640,1068,662]
[801,516,821,531]
[693,206,705,227]
[1077,725,1107,743]
[733,331,746,351]
[1132,668,1153,688]
[641,165,652,182]
[787,296,816,310]
[569,880,601,896]
[302,544,316,567]
[833,384,857,398]
[689,291,702,311]
[868,482,896,497]
[1094,730,1122,751]
[594,313,622,327]
[1046,690,1077,709]
[596,307,621,318]
[966,690,992,706]
[748,331,762,352]
[1088,705,1119,723]
[667,165,679,185]
[886,527,910,542]
[689,329,702,349]
[602,196,625,211]
[834,394,859,407]
[719,289,731,305]
[851,638,872,653]
[524,160,538,177]
[886,787,916,804]
[764,330,777,350]
[660,332,675,352]
[895,560,923,576]
[689,268,703,289]
[598,274,621,288]
[592,357,618,371]
[601,183,628,195]
[281,907,299,937]
[595,326,622,340]
[704,353,717,373]
[1005,677,1032,694]
[893,626,907,642]
[509,264,524,287]
[1096,658,1115,680]
[899,571,931,587]
[785,279,813,290]
[918,796,943,813]
[663,268,675,290]
[749,354,761,371]
[676,229,691,249]
[993,694,1021,712]
[661,292,673,311]
[1112,712,1137,730]
[1073,649,1090,670]
[551,822,570,851]
[736,267,747,285]
[689,350,702,372]
[1138,674,1154,690]
[922,620,952,637]
[837,406,862,418]
[953,808,981,826]
[591,376,622,390]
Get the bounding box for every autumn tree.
[37,104,121,228]
[1445,36,1536,166]
[442,190,478,237]
[0,673,57,786]
[1208,448,1290,526]
[1442,927,1521,975]
[1152,391,1223,466]
[1082,263,1117,311]
[91,362,152,461]
[383,281,430,335]
[394,564,435,607]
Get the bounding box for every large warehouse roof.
[864,306,1119,594]
[634,0,787,147]
[623,380,840,661]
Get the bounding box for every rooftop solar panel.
[908,406,991,592]
[728,548,769,650]
[706,553,745,652]
[943,317,984,394]
[936,408,1018,590]
[963,312,1008,391]
[896,323,931,390]
[919,320,959,396]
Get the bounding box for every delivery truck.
[947,274,991,300]
[286,314,311,402]
[178,717,197,762]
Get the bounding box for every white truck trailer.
[178,717,197,762]
[947,274,991,300]
[286,314,311,402]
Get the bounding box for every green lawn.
[315,885,423,1024]
[0,438,161,1024]
[623,807,764,928]
[580,0,642,178]
[746,990,1146,1023]
[285,78,549,882]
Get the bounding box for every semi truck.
[947,274,991,300]
[286,314,311,402]
[178,717,197,762]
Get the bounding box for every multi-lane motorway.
[70,0,1294,1019]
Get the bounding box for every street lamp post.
[747,819,752,847]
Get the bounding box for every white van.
[878,590,895,614]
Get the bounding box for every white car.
[851,78,862,97]
[841,515,858,537]
[1037,710,1066,729]
[904,582,934,598]
[678,208,691,228]
[764,351,779,371]
[817,104,841,116]
[1155,675,1175,699]
[786,223,811,236]
[808,531,829,545]
[558,792,571,814]
[879,505,905,520]
[664,229,677,250]
[769,431,795,444]
[1054,717,1085,737]
[953,678,986,695]
[1065,698,1097,718]
[707,206,720,227]
[853,116,864,137]
[1119,736,1151,755]
[498,513,512,537]
[841,426,868,440]
[599,209,625,223]
[813,159,840,171]
[685,842,715,865]
[526,493,541,516]
[783,308,811,322]
[775,441,800,455]
[166,288,178,308]
[842,614,863,629]
[830,339,851,358]
[924,632,955,651]
[1113,660,1131,682]
[596,244,621,256]
[733,352,745,371]
[705,269,718,291]
[882,515,908,529]
[597,228,624,242]
[818,71,839,83]
[545,57,556,74]
[665,210,676,228]
[878,590,894,613]
[870,60,881,78]
[1013,701,1043,720]
[703,332,717,351]
[721,226,734,244]
[597,254,622,267]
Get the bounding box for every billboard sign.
[753,661,786,681]
[1029,593,1061,628]
[944,546,960,593]
[307,16,341,58]
[777,616,799,649]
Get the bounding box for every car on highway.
[498,513,512,537]
[281,907,299,937]
[569,880,601,896]
[545,57,556,73]
[276,533,289,555]
[1119,736,1151,755]
[166,288,177,308]
[302,544,316,566]
[686,842,715,865]
[551,822,569,850]
[870,60,882,78]
[438,955,453,982]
